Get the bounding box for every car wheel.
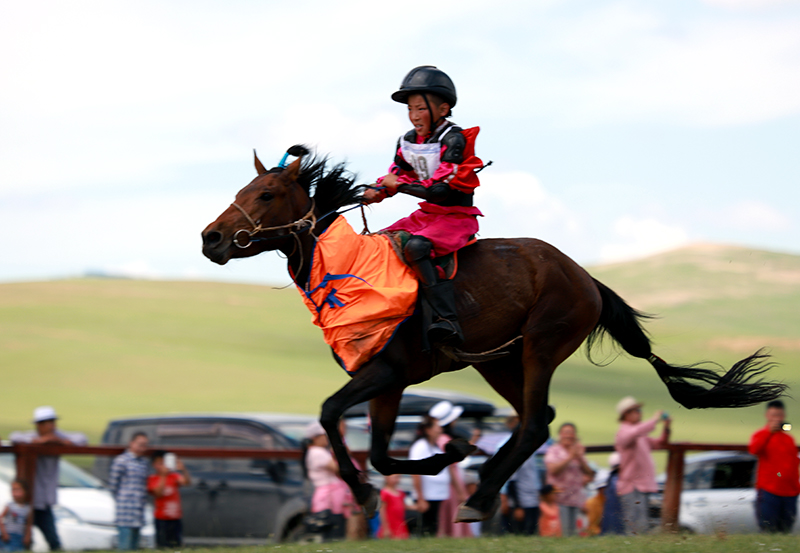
[280,514,306,543]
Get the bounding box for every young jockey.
[364,66,483,347]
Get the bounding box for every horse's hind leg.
[461,355,554,521]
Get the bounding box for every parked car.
[94,413,315,544]
[677,451,800,534]
[0,452,154,551]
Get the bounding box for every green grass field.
[2,243,799,472]
[88,534,798,553]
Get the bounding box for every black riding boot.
[403,236,464,347]
[420,279,464,347]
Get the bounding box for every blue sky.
[2,0,798,285]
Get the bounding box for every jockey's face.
[407,94,449,137]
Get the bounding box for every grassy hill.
[2,243,798,462]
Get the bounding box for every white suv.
[678,451,800,534]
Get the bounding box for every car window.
[266,421,307,446]
[219,423,285,450]
[683,465,700,490]
[711,460,755,489]
[694,463,715,490]
[0,454,15,484]
[59,459,104,488]
[153,422,222,472]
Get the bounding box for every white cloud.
[481,4,800,127]
[477,170,583,241]
[600,217,690,262]
[715,201,793,232]
[702,0,799,9]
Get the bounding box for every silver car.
[678,451,800,534]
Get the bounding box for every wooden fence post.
[660,444,685,532]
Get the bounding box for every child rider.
[364,65,484,347]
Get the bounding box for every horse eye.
[259,192,274,201]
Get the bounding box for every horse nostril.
[203,230,223,247]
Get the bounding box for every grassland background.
[2,243,798,472]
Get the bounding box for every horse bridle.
[231,199,317,249]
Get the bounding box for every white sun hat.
[304,420,326,440]
[33,406,59,423]
[429,400,464,427]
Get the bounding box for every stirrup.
[428,319,463,347]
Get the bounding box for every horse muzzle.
[201,229,232,265]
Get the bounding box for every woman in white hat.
[409,402,471,538]
[427,401,471,537]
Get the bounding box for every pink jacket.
[615,417,668,495]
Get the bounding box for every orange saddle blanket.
[295,216,418,373]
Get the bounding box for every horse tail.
[587,278,787,409]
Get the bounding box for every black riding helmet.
[391,65,457,109]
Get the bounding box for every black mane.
[282,145,365,215]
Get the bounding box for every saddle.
[379,230,477,280]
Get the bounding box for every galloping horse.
[201,147,785,522]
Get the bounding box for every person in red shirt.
[748,400,800,533]
[147,451,191,547]
[378,474,410,539]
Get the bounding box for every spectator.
[544,422,595,536]
[614,396,670,535]
[0,480,33,552]
[499,435,543,535]
[748,399,800,533]
[537,485,561,537]
[584,469,610,536]
[10,406,87,551]
[429,401,471,538]
[378,474,410,539]
[600,453,625,535]
[303,421,346,540]
[409,415,450,537]
[147,451,191,548]
[109,432,150,550]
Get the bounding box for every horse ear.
[254,150,268,175]
[283,157,303,182]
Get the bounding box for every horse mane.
[285,145,366,215]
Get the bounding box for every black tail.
[587,278,787,409]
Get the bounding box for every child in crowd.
[147,451,191,548]
[538,484,562,537]
[0,480,33,552]
[378,474,410,539]
[364,65,484,348]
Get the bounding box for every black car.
[94,413,315,543]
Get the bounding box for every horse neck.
[284,207,337,290]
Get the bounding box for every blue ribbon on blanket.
[307,272,372,313]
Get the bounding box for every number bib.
[399,127,454,180]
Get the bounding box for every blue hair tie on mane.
[277,152,290,168]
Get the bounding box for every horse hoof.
[455,503,491,523]
[445,437,477,460]
[361,487,380,519]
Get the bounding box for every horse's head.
[201,148,316,265]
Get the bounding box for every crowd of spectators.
[4,396,799,549]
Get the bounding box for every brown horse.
[201,146,785,522]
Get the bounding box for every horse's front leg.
[318,357,404,516]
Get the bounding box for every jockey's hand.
[381,173,399,193]
[363,187,386,204]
